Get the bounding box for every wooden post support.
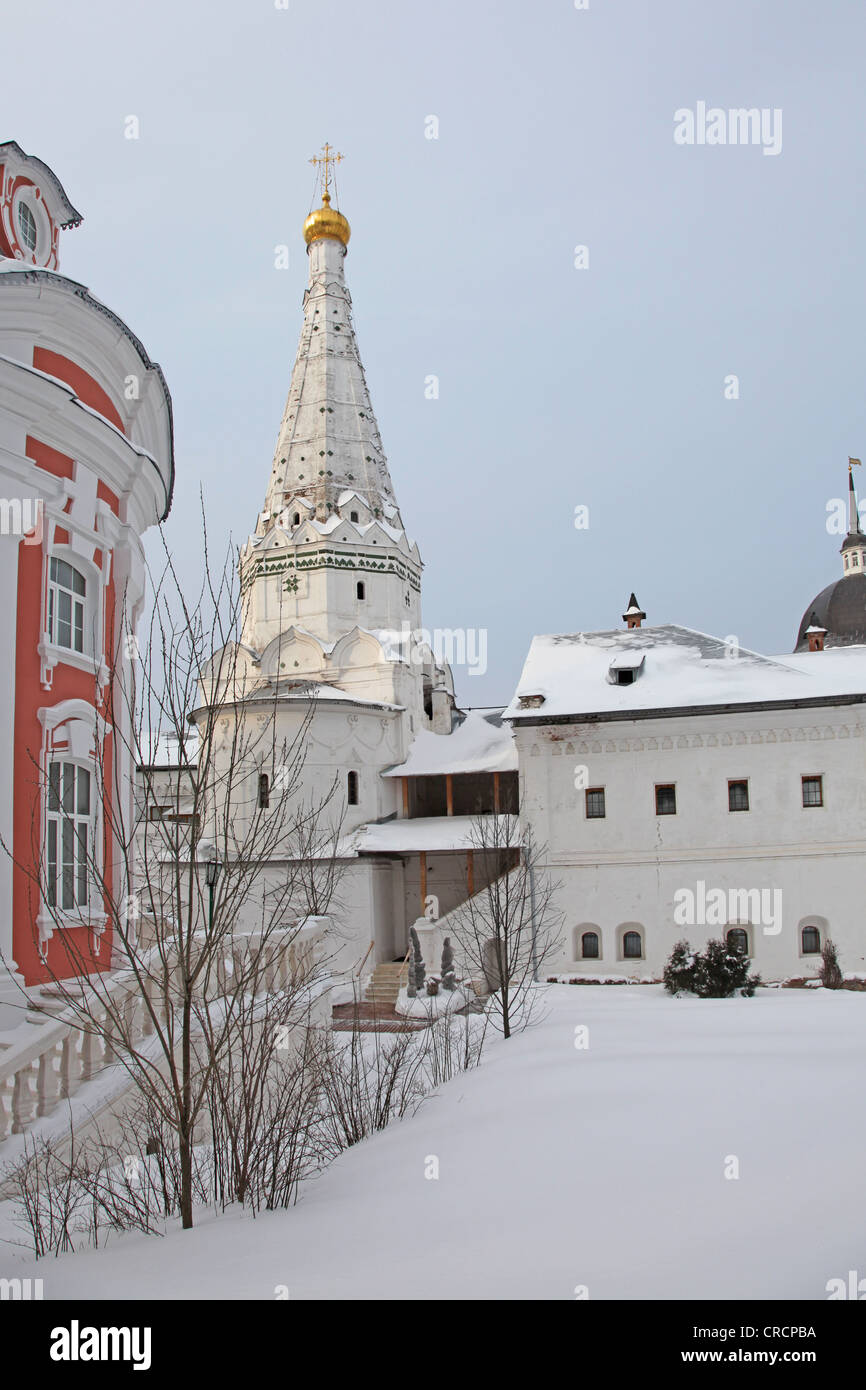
[446,773,453,816]
[493,771,501,813]
[466,848,474,896]
[419,851,427,914]
[401,776,409,818]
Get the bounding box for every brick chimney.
[805,611,827,652]
[623,592,646,630]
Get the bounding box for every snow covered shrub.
[663,939,760,998]
[693,939,760,998]
[819,938,843,990]
[663,940,697,995]
[410,925,426,993]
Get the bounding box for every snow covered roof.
[138,731,199,768]
[349,814,518,855]
[271,681,402,711]
[383,709,517,778]
[505,625,866,723]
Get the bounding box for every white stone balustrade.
[0,915,329,1146]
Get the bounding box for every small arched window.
[356,581,365,600]
[623,930,642,959]
[347,770,359,806]
[350,510,359,522]
[293,512,300,526]
[801,925,821,955]
[727,927,749,955]
[258,773,270,809]
[581,931,600,959]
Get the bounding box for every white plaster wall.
[516,703,866,980]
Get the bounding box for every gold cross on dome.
[309,143,344,200]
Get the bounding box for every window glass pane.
[624,931,641,958]
[18,202,37,251]
[73,600,84,653]
[802,777,822,807]
[62,763,75,812]
[77,768,90,815]
[48,762,60,812]
[77,823,88,906]
[56,590,72,648]
[72,567,86,597]
[62,818,74,909]
[47,819,57,907]
[582,932,599,959]
[729,781,749,811]
[656,785,676,814]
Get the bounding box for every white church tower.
[237,147,451,730]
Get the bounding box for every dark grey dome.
[795,573,866,651]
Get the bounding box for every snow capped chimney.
[805,612,827,652]
[623,593,646,630]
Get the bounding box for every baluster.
[0,1073,13,1141]
[78,1028,94,1084]
[12,1059,38,1133]
[36,1043,60,1117]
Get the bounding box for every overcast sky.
[5,0,866,703]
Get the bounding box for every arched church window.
[258,774,270,809]
[350,511,359,522]
[726,927,749,955]
[581,931,600,959]
[293,512,300,526]
[48,557,87,654]
[854,553,860,567]
[347,770,359,805]
[801,925,821,955]
[356,581,365,600]
[623,930,642,959]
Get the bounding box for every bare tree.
[447,814,561,1039]
[2,514,346,1229]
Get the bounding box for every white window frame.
[40,544,104,684]
[45,759,95,914]
[36,701,110,949]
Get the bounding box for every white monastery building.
[506,482,866,981]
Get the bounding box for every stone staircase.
[363,960,407,1009]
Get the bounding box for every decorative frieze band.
[527,723,862,758]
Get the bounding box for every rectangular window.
[728,779,749,812]
[802,775,823,807]
[45,761,92,911]
[585,787,606,819]
[655,783,676,815]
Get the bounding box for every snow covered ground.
[2,984,863,1300]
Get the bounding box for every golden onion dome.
[302,192,351,248]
